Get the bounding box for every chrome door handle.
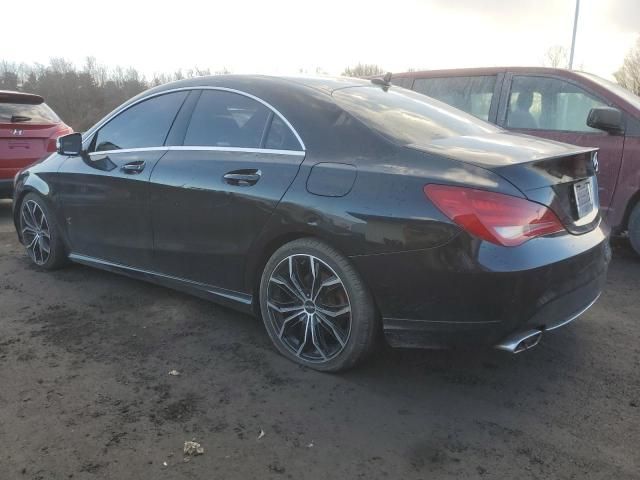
[121,161,146,174]
[223,169,261,186]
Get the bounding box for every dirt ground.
[0,198,638,480]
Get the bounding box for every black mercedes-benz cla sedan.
[13,75,610,371]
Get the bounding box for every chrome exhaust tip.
[496,329,542,354]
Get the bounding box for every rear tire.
[259,238,377,372]
[629,202,640,256]
[19,193,67,270]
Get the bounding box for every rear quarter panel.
[244,142,523,293]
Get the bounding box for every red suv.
[390,67,640,254]
[1,91,72,198]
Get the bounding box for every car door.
[498,74,624,217]
[149,88,305,293]
[57,91,189,268]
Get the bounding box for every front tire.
[629,201,640,256]
[19,193,67,270]
[259,238,377,372]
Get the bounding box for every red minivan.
[0,91,72,198]
[390,67,640,254]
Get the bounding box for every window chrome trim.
[82,86,306,151]
[88,146,168,156]
[169,146,304,156]
[88,146,305,157]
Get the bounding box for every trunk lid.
[409,132,599,234]
[0,123,58,170]
[1,92,70,179]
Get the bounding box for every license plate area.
[573,179,593,219]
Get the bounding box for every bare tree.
[614,38,640,96]
[342,63,385,78]
[543,46,569,69]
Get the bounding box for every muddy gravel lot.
[0,198,638,479]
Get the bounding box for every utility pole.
[569,0,580,69]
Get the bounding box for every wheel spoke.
[21,209,36,230]
[313,276,341,302]
[296,316,312,356]
[38,208,45,229]
[289,256,309,299]
[270,275,305,303]
[39,236,50,254]
[316,312,347,348]
[28,202,38,228]
[25,235,38,250]
[22,226,37,238]
[309,255,318,299]
[267,301,304,314]
[315,304,351,318]
[310,320,327,360]
[278,310,305,338]
[33,240,42,264]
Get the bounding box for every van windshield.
[578,72,640,112]
[332,85,499,145]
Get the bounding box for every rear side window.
[0,102,60,124]
[333,86,498,145]
[184,91,270,148]
[92,92,187,152]
[506,76,607,132]
[413,76,497,121]
[264,116,301,150]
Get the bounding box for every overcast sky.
[4,0,639,79]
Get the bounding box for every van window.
[412,76,497,121]
[390,77,413,89]
[507,76,607,132]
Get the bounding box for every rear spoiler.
[0,90,44,105]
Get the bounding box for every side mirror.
[587,107,624,134]
[57,132,83,156]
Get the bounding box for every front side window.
[92,92,187,152]
[413,76,497,121]
[333,85,498,145]
[184,91,271,148]
[506,76,607,132]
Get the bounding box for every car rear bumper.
[350,222,611,349]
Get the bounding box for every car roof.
[391,66,586,78]
[148,74,368,96]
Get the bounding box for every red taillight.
[46,125,73,152]
[424,184,565,247]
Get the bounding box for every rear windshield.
[0,102,60,124]
[332,85,499,145]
